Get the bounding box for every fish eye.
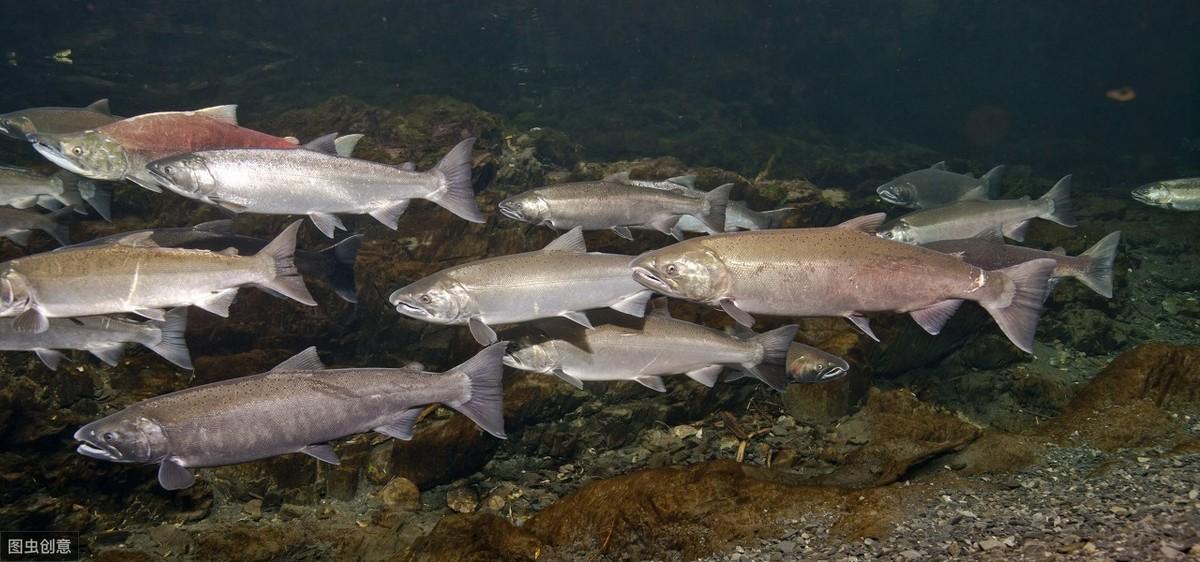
[665,264,678,276]
[884,232,894,239]
[419,295,432,304]
[164,166,174,175]
[102,432,117,442]
[71,146,83,156]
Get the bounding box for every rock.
[378,477,422,511]
[979,538,1004,551]
[777,540,796,554]
[447,487,479,514]
[815,388,981,487]
[940,432,1045,475]
[242,498,262,519]
[399,513,542,562]
[1046,344,1200,449]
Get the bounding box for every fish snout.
[496,201,525,222]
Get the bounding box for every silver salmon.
[389,227,653,345]
[0,221,315,333]
[503,298,795,391]
[74,343,507,490]
[144,137,482,237]
[878,175,1075,244]
[497,180,731,240]
[0,307,191,370]
[1132,178,1200,211]
[606,172,793,232]
[630,213,1057,353]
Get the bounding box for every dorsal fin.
[649,297,672,318]
[86,98,111,115]
[543,226,587,253]
[930,161,947,170]
[1050,247,1067,255]
[283,136,300,145]
[303,133,340,154]
[603,171,631,183]
[334,134,363,157]
[114,231,159,247]
[971,228,1005,243]
[666,175,696,187]
[194,219,234,234]
[269,347,325,372]
[836,213,887,233]
[192,105,238,125]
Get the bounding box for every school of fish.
[0,98,1137,490]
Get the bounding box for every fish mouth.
[497,203,525,222]
[631,266,674,294]
[876,188,902,205]
[31,138,92,177]
[144,165,178,192]
[76,442,118,461]
[1130,189,1155,204]
[501,355,521,368]
[391,298,431,318]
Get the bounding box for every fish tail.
[446,342,508,439]
[76,178,112,222]
[980,165,1005,198]
[735,324,798,392]
[982,258,1057,353]
[693,182,732,233]
[757,207,795,229]
[426,137,484,223]
[320,234,363,303]
[1076,231,1121,298]
[1038,174,1076,227]
[146,307,193,369]
[255,220,317,306]
[44,206,73,246]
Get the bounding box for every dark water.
[0,2,1199,561]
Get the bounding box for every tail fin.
[982,258,1057,353]
[146,307,193,369]
[1038,175,1076,227]
[1076,231,1120,298]
[446,342,508,439]
[757,207,794,229]
[736,324,799,392]
[255,220,317,306]
[43,206,72,246]
[980,165,1005,199]
[427,138,483,223]
[321,234,362,303]
[76,179,112,221]
[693,183,732,234]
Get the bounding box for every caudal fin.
[43,207,72,246]
[983,258,1057,353]
[427,138,484,223]
[147,307,193,369]
[736,324,799,392]
[1038,175,1076,227]
[256,220,317,306]
[692,183,732,234]
[757,207,794,229]
[320,234,363,303]
[446,342,508,439]
[1076,231,1120,298]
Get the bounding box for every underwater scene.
[0,2,1198,561]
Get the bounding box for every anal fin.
[300,443,340,465]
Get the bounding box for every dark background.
[2,0,1197,180]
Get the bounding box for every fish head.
[629,243,731,304]
[30,130,129,180]
[0,114,35,140]
[389,276,471,324]
[0,271,33,317]
[145,153,216,199]
[787,345,850,383]
[876,179,918,207]
[74,413,168,464]
[1131,182,1172,208]
[497,192,551,225]
[876,220,917,244]
[502,341,562,373]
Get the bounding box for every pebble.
[378,477,421,510]
[777,541,796,554]
[242,498,262,519]
[979,539,1004,551]
[899,549,922,560]
[446,487,479,514]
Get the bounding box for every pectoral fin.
[13,308,49,334]
[468,317,498,345]
[552,369,584,390]
[300,444,340,465]
[719,298,755,327]
[34,348,64,370]
[157,459,195,490]
[611,226,634,240]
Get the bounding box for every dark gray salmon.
[73,343,507,490]
[924,231,1120,298]
[0,99,121,140]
